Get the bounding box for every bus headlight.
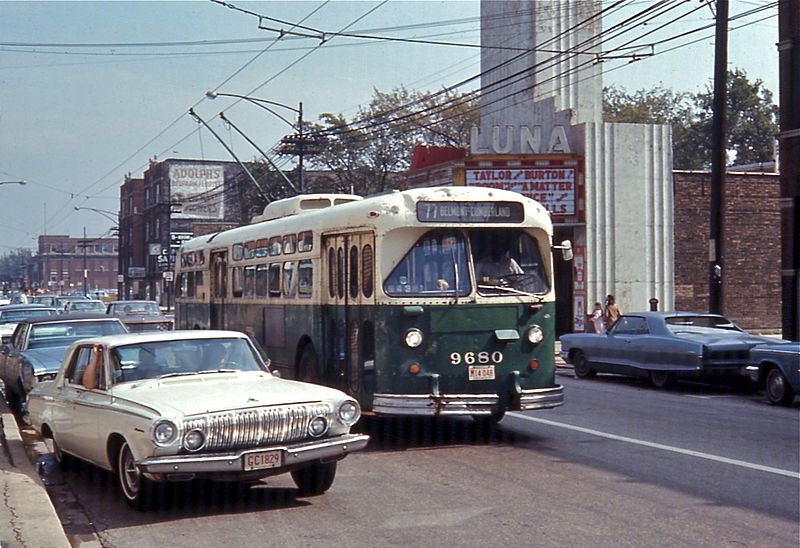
[404,328,423,348]
[527,325,544,344]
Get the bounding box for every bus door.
[209,250,228,330]
[322,232,375,396]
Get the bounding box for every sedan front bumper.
[137,433,369,476]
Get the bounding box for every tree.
[603,69,779,169]
[689,68,779,168]
[0,248,34,289]
[308,86,479,196]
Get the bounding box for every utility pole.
[708,0,728,315]
[82,227,88,297]
[297,101,304,193]
[778,0,800,340]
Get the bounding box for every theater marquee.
[465,166,577,216]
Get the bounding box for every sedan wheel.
[117,442,154,510]
[650,370,673,389]
[52,438,71,471]
[766,368,794,406]
[572,351,595,379]
[291,461,337,496]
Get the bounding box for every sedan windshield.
[69,301,106,312]
[110,338,266,384]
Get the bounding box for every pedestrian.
[590,301,606,334]
[604,294,622,327]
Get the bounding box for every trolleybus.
[175,186,571,418]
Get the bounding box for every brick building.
[119,175,146,298]
[32,234,119,295]
[673,170,782,332]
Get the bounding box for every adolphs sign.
[465,167,577,216]
[169,164,225,221]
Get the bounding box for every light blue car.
[747,342,800,406]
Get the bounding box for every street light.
[205,91,310,192]
[74,206,119,297]
[0,180,27,186]
[74,206,118,225]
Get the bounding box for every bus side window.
[232,266,243,298]
[283,234,296,254]
[176,273,185,298]
[328,248,336,298]
[283,261,297,297]
[268,264,281,296]
[362,244,373,298]
[194,271,204,299]
[244,265,256,298]
[256,264,268,297]
[337,246,345,299]
[298,231,313,252]
[185,271,195,298]
[298,260,313,298]
[349,245,359,299]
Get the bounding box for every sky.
[0,0,781,253]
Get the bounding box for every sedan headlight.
[183,429,206,452]
[338,400,361,426]
[153,419,179,446]
[404,328,423,348]
[527,325,544,344]
[308,416,328,437]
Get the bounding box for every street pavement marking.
[506,412,800,479]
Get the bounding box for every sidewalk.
[0,398,70,548]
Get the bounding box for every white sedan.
[27,330,369,510]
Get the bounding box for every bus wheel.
[298,345,320,384]
[572,351,595,378]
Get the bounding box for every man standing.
[604,294,622,327]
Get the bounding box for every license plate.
[243,449,283,471]
[468,365,496,381]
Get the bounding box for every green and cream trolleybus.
[175,186,570,418]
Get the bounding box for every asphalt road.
[22,373,800,548]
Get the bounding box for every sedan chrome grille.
[183,403,332,451]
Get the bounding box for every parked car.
[746,342,800,406]
[105,300,173,332]
[0,304,59,344]
[54,295,89,312]
[63,299,107,314]
[27,330,369,509]
[30,295,58,307]
[559,312,788,388]
[0,314,128,412]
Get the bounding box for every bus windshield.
[384,230,470,296]
[384,229,549,297]
[471,230,548,295]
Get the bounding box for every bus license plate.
[243,449,283,471]
[468,365,495,381]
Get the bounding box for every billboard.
[465,167,577,216]
[169,164,225,220]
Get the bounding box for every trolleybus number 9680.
[450,351,504,365]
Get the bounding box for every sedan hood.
[110,371,346,417]
[24,346,70,375]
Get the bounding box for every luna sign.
[470,124,572,155]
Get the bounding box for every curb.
[0,399,70,548]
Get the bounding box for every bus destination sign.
[416,201,523,223]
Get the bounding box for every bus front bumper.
[372,385,564,416]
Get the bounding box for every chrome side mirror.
[553,240,573,261]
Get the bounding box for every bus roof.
[179,186,553,252]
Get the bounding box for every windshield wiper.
[157,371,199,379]
[477,284,542,300]
[196,368,239,374]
